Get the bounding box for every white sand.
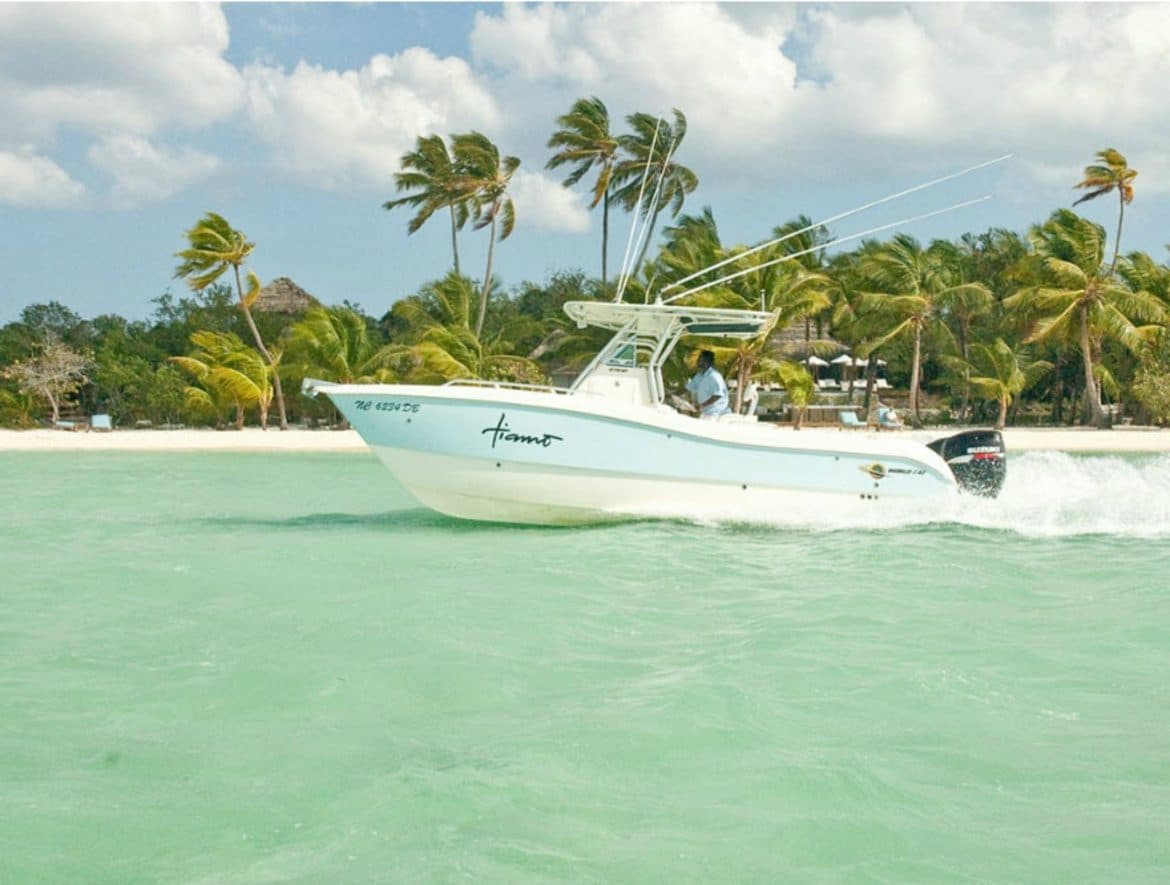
[0,427,368,452]
[3,425,1170,453]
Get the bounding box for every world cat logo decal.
[859,462,887,480]
[481,413,563,449]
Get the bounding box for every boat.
[304,154,1010,525]
[303,300,1005,525]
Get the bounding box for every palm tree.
[174,213,288,429]
[451,132,519,338]
[655,208,727,297]
[952,339,1052,429]
[927,239,997,420]
[857,235,992,427]
[1073,148,1137,275]
[286,305,401,384]
[171,330,274,429]
[391,273,543,384]
[613,109,699,273]
[1004,210,1167,427]
[383,135,471,275]
[547,97,619,288]
[1119,250,1170,310]
[776,361,816,429]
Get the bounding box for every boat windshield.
[564,301,776,405]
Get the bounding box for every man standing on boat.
[686,350,731,420]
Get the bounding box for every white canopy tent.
[830,354,888,368]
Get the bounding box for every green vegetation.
[2,104,1169,431]
[175,213,290,429]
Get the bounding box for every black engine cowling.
[926,429,1006,498]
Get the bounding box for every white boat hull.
[371,446,948,525]
[310,383,963,526]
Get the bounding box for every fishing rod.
[616,135,681,304]
[660,153,1013,295]
[613,117,662,304]
[660,195,992,305]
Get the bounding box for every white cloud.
[87,136,220,208]
[509,170,590,233]
[0,150,85,207]
[471,4,799,156]
[0,3,243,145]
[468,2,1170,192]
[471,4,601,83]
[243,48,501,189]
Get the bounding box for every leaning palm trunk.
[1079,305,1106,427]
[996,396,1009,430]
[449,206,462,276]
[909,325,923,427]
[601,190,610,290]
[234,267,288,430]
[1110,191,1125,276]
[476,215,498,339]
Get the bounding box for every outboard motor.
[927,429,1006,498]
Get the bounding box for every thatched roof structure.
[255,277,319,315]
[766,318,845,360]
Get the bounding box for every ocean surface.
[2,451,1169,883]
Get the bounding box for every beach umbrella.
[830,354,854,365]
[802,354,828,379]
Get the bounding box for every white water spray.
[655,453,1170,537]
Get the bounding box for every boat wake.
[669,452,1170,537]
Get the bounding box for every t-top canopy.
[563,301,774,339]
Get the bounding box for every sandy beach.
[3,425,1170,454]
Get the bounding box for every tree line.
[2,96,1168,430]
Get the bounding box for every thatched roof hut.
[255,277,319,315]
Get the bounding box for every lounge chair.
[817,378,840,391]
[839,410,864,429]
[91,414,113,432]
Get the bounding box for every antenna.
[661,196,992,304]
[661,154,1013,294]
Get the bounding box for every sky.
[2,1,1170,324]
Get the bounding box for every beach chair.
[839,410,864,430]
[91,414,113,432]
[817,378,840,391]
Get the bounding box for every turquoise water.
[2,451,1169,883]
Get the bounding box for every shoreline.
[3,426,1170,454]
